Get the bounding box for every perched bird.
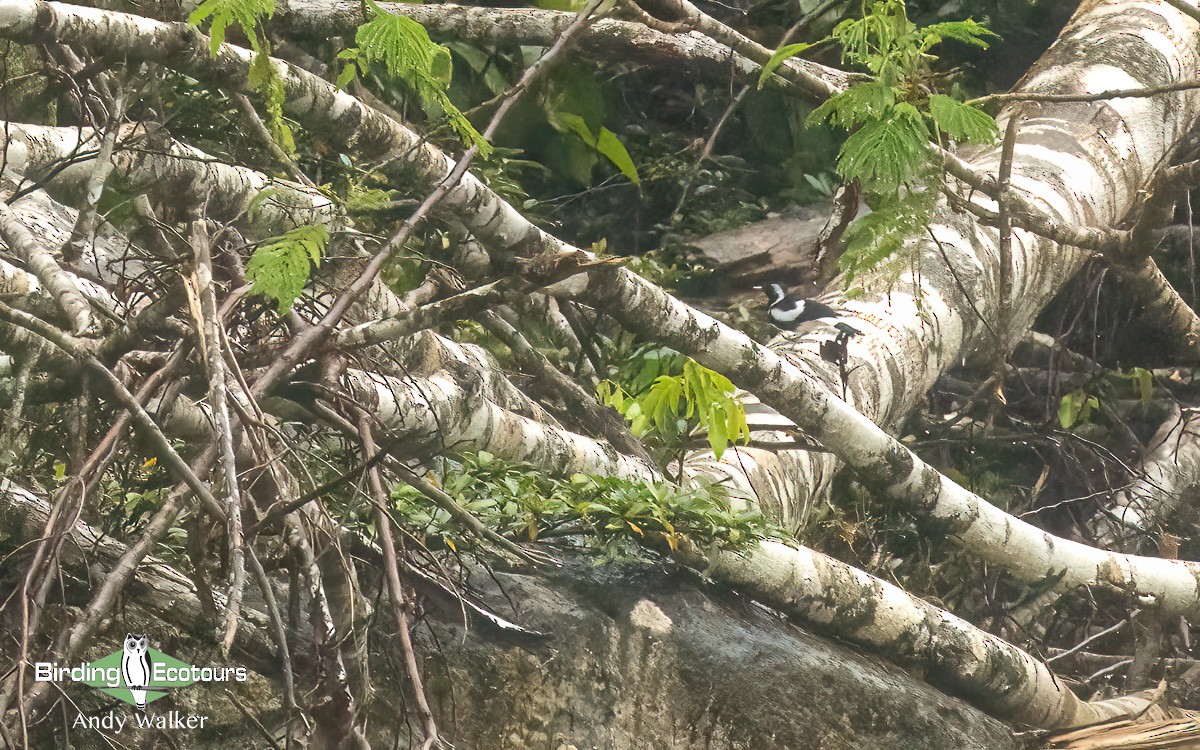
[752,283,861,338]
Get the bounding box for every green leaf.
[352,1,489,154]
[188,0,275,56]
[245,225,329,313]
[707,410,728,459]
[247,50,294,155]
[1057,392,1079,429]
[839,191,936,280]
[343,182,392,212]
[837,103,930,193]
[335,61,359,90]
[757,41,817,89]
[1126,367,1153,408]
[922,20,998,49]
[928,94,998,144]
[808,81,896,129]
[1057,389,1099,429]
[553,114,639,185]
[594,127,640,186]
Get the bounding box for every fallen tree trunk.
[1095,407,1200,544]
[2,0,1200,744]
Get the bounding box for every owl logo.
[120,634,152,711]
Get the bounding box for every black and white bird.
[752,283,861,339]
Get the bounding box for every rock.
[2,491,1020,750]
[688,203,830,292]
[410,558,1021,750]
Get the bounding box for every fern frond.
[836,102,930,193]
[839,191,936,281]
[188,0,274,55]
[246,225,329,313]
[922,20,998,49]
[808,81,896,129]
[354,1,489,154]
[928,94,998,144]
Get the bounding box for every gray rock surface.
[408,559,1022,750]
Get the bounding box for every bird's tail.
[131,689,146,710]
[834,322,861,337]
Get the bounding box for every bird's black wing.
[804,300,839,320]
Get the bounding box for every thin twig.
[359,418,443,750]
[1047,619,1128,664]
[968,78,1200,106]
[63,88,127,262]
[252,0,607,398]
[191,222,246,656]
[234,93,314,187]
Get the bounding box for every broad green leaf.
[554,114,640,185]
[757,42,817,89]
[335,62,359,90]
[707,408,728,458]
[1057,389,1099,429]
[594,127,640,186]
[1126,367,1154,408]
[1057,392,1079,429]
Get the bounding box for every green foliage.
[839,190,936,279]
[1122,366,1154,410]
[188,0,296,155]
[391,452,771,559]
[622,250,714,296]
[342,181,393,213]
[835,102,929,193]
[337,1,488,154]
[802,171,838,199]
[928,94,999,143]
[247,53,293,154]
[534,66,641,188]
[597,348,749,460]
[757,42,817,89]
[187,0,274,55]
[921,20,998,50]
[764,0,999,281]
[1057,388,1100,429]
[808,81,895,128]
[474,146,545,208]
[548,108,640,187]
[245,225,329,313]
